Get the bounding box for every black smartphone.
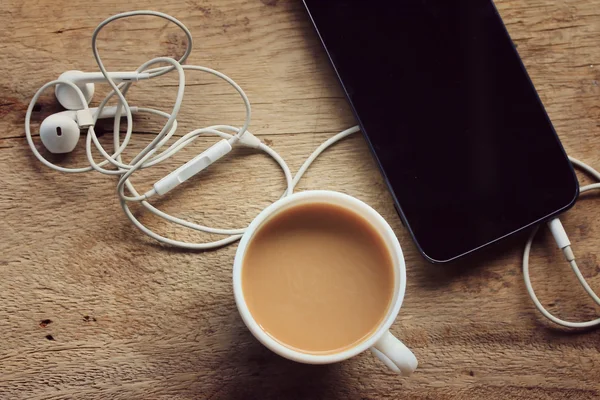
[303,0,579,263]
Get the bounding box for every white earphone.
[26,10,598,330]
[25,10,360,249]
[40,106,137,153]
[55,70,150,110]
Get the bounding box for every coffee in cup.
[233,190,417,375]
[242,202,394,354]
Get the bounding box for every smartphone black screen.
[303,0,578,262]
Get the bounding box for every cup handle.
[371,330,418,376]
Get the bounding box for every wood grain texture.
[1,0,600,398]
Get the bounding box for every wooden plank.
[1,0,599,398]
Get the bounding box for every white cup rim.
[233,190,407,364]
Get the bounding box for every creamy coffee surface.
[242,202,395,354]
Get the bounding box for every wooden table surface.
[2,0,600,399]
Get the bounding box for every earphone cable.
[523,156,600,328]
[25,10,360,249]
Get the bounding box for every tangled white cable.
[523,156,600,328]
[24,10,361,250]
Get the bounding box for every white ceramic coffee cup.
[233,190,418,376]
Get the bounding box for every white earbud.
[55,70,150,110]
[40,106,137,154]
